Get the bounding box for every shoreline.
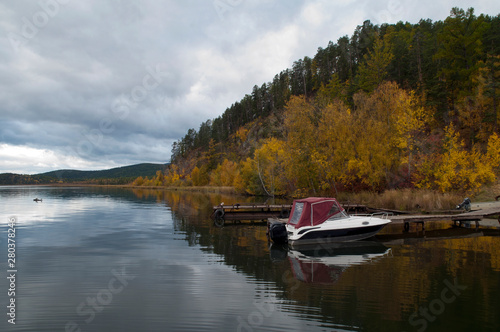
[3,184,498,211]
[122,185,237,194]
[0,183,238,194]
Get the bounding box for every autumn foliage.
[136,8,500,196]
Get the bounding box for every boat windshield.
[328,203,340,215]
[328,210,349,220]
[319,200,348,220]
[289,202,304,225]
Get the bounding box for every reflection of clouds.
[0,187,174,250]
[1,187,359,331]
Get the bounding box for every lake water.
[1,186,499,331]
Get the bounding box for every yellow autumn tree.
[235,157,261,195]
[132,176,144,186]
[283,95,321,194]
[191,166,209,186]
[316,99,355,192]
[235,138,287,196]
[190,166,201,186]
[154,170,164,186]
[209,159,239,187]
[432,125,495,193]
[345,115,391,189]
[254,138,287,196]
[486,132,500,173]
[142,176,153,186]
[345,82,409,189]
[395,91,431,180]
[164,164,181,186]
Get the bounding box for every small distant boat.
[33,198,43,202]
[269,197,391,245]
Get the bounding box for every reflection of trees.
[129,188,500,330]
[276,235,500,330]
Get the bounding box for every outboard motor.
[269,222,288,244]
[456,197,471,212]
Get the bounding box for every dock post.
[418,221,425,231]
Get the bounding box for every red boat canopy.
[287,197,345,229]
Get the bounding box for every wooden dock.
[212,204,293,225]
[212,201,500,231]
[211,202,375,225]
[389,206,500,231]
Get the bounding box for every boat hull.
[286,216,391,246]
[287,224,387,246]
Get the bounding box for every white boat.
[269,197,391,245]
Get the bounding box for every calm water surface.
[1,186,499,331]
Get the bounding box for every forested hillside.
[153,8,500,197]
[0,163,167,185]
[39,163,167,181]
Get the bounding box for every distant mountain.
[38,163,168,180]
[0,163,168,185]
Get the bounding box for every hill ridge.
[0,163,168,185]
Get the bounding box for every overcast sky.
[1,0,499,174]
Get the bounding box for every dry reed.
[339,189,464,212]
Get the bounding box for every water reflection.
[284,242,391,284]
[154,189,500,331]
[1,186,499,331]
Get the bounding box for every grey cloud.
[1,0,499,173]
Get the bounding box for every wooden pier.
[212,201,500,231]
[211,202,376,221]
[389,206,500,231]
[212,204,293,226]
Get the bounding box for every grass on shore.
[339,179,500,212]
[338,189,463,212]
[122,185,237,194]
[119,180,500,212]
[473,181,500,202]
[155,186,471,212]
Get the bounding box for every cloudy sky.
[1,0,499,174]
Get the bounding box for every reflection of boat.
[287,241,391,284]
[269,197,391,245]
